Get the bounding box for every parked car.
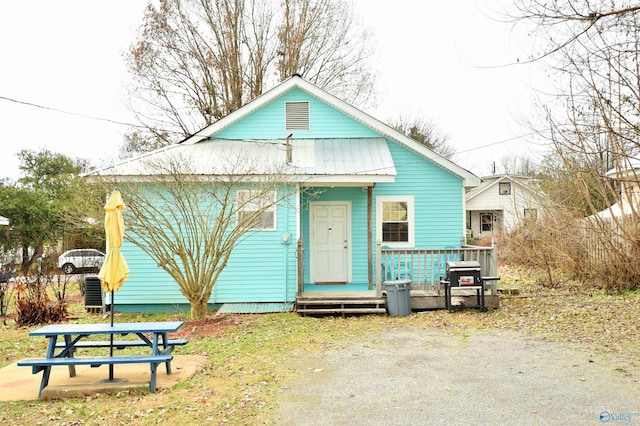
[57,249,105,274]
[0,263,15,283]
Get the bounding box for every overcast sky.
[0,1,544,181]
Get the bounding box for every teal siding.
[117,243,189,306]
[115,189,298,312]
[212,197,297,303]
[216,88,379,139]
[375,142,464,248]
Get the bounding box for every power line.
[456,132,540,154]
[1,94,547,164]
[0,95,146,129]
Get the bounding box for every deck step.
[295,296,387,317]
[296,308,387,314]
[296,298,386,305]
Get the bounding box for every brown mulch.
[172,314,249,339]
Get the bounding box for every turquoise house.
[93,75,481,314]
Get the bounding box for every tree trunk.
[190,299,209,320]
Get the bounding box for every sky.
[0,1,544,181]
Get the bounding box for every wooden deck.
[295,241,500,316]
[295,287,500,316]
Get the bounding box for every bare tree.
[389,115,455,159]
[503,1,640,290]
[494,155,538,176]
[125,0,375,154]
[100,152,298,320]
[277,0,375,106]
[504,1,640,64]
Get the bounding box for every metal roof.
[292,138,395,176]
[92,138,396,184]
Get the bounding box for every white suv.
[58,249,105,274]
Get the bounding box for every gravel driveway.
[273,327,640,425]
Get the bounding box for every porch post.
[368,186,373,290]
[296,238,304,297]
[376,240,382,297]
[489,237,498,294]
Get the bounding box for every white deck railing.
[295,239,499,297]
[376,240,498,296]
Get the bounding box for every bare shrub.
[501,203,640,293]
[499,208,578,288]
[15,274,68,326]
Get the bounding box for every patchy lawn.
[1,269,639,425]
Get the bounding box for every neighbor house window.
[285,101,310,131]
[480,213,493,233]
[376,196,415,247]
[524,208,538,221]
[499,182,511,195]
[237,190,276,230]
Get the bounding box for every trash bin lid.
[383,279,412,285]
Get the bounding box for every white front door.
[310,202,350,283]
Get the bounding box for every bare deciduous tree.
[277,0,375,107]
[501,1,640,290]
[504,1,640,64]
[124,0,375,154]
[389,115,455,160]
[492,156,538,176]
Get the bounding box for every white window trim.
[480,212,494,233]
[376,195,415,248]
[236,190,277,231]
[499,182,512,195]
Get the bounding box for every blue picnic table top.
[29,321,184,336]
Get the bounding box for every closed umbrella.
[98,190,129,294]
[97,190,129,381]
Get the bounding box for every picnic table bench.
[17,321,187,398]
[54,338,189,351]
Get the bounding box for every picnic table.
[18,321,187,398]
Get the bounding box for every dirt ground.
[170,313,250,339]
[271,327,640,425]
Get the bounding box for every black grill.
[443,261,487,311]
[445,261,481,287]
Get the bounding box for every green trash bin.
[383,279,412,316]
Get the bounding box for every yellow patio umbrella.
[98,190,129,294]
[97,190,130,382]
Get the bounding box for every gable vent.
[285,101,310,131]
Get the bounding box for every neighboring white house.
[0,216,8,226]
[588,159,640,221]
[465,175,544,238]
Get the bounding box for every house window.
[480,213,493,233]
[499,182,511,195]
[376,196,414,247]
[524,208,538,220]
[285,101,310,131]
[237,190,276,230]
